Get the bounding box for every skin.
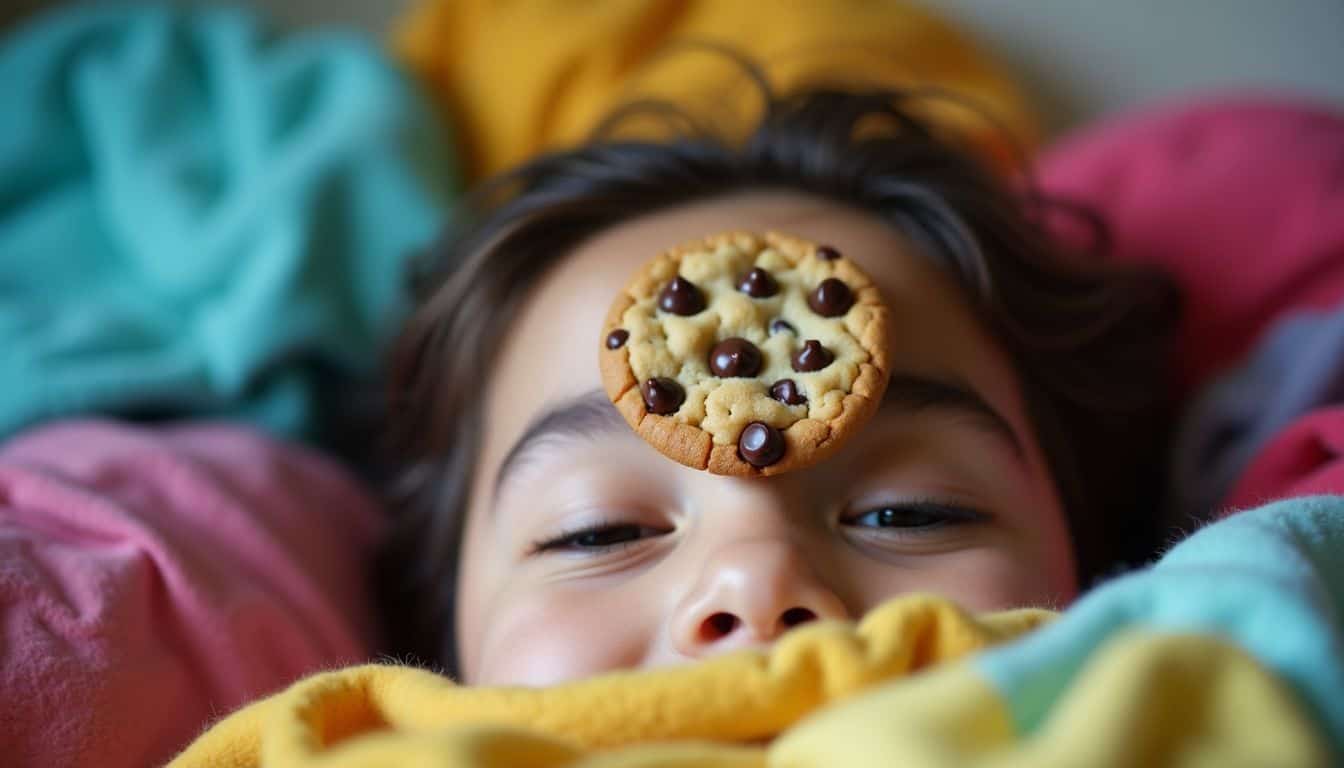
[456,191,1077,686]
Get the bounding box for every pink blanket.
[1038,96,1344,513]
[0,421,382,767]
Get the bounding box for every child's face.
[455,191,1076,685]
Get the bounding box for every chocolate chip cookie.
[600,231,890,476]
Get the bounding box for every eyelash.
[528,500,982,556]
[840,501,985,532]
[529,522,671,554]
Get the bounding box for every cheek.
[930,549,1072,611]
[468,583,654,686]
[847,545,1073,616]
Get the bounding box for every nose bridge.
[701,474,815,546]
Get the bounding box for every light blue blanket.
[0,5,455,447]
[978,496,1344,763]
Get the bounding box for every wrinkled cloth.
[0,420,384,768]
[1228,406,1344,508]
[172,598,1052,767]
[1172,306,1344,522]
[0,4,455,448]
[394,0,1038,180]
[168,498,1342,767]
[1036,98,1344,398]
[975,496,1344,764]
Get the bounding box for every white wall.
[918,0,1344,134]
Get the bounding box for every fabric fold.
[394,0,1039,180]
[167,498,1344,767]
[0,419,385,768]
[0,4,456,449]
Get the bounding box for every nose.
[670,537,850,658]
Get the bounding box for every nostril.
[780,607,817,628]
[701,612,740,641]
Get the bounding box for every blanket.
[0,5,455,449]
[1037,97,1344,526]
[394,0,1038,180]
[0,420,384,767]
[169,496,1343,767]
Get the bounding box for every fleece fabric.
[169,499,1342,768]
[394,0,1039,180]
[0,5,455,447]
[0,420,384,767]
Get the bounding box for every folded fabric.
[1172,306,1344,522]
[0,420,384,768]
[1228,407,1344,508]
[973,496,1343,765]
[394,0,1038,181]
[0,4,456,448]
[168,497,1342,767]
[169,598,1052,766]
[1036,98,1344,398]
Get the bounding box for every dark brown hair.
[377,82,1180,673]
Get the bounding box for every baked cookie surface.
[600,231,890,476]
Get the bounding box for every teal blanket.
[0,5,455,447]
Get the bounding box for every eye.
[531,523,671,554]
[842,501,984,532]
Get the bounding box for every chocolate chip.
[769,379,807,405]
[708,338,763,378]
[768,318,796,336]
[816,245,842,261]
[658,276,706,316]
[605,329,629,349]
[791,340,834,372]
[807,278,853,317]
[738,422,785,467]
[736,267,779,298]
[641,377,684,415]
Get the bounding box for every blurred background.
[5,0,1343,135]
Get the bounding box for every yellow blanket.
[169,565,1331,766]
[170,597,1047,766]
[394,0,1038,180]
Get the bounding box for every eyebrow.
[492,373,1024,493]
[493,390,628,495]
[879,373,1025,458]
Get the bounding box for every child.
[376,81,1181,685]
[166,87,1344,768]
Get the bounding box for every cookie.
[599,231,890,476]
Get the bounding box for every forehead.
[473,190,1028,496]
